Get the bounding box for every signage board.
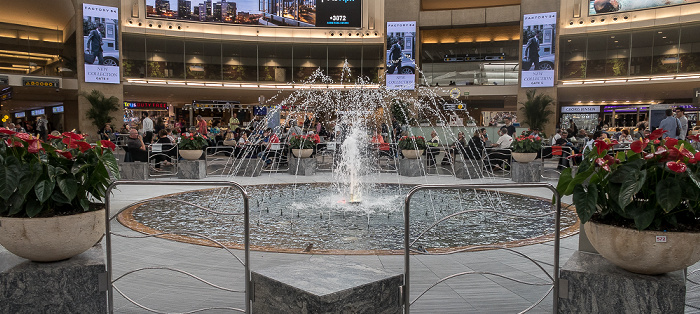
[124,101,169,110]
[316,0,362,27]
[53,106,65,114]
[443,103,466,111]
[31,109,45,116]
[22,77,60,88]
[694,88,699,105]
[386,21,416,90]
[83,3,120,84]
[521,12,556,88]
[0,86,11,101]
[0,75,8,85]
[589,0,695,15]
[14,112,25,118]
[449,88,461,100]
[561,106,600,113]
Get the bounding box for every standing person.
[86,23,104,65]
[425,130,440,167]
[503,117,516,137]
[569,119,579,136]
[141,112,154,144]
[229,113,240,130]
[387,38,403,74]
[676,107,689,140]
[196,115,207,135]
[524,30,541,71]
[36,114,48,141]
[658,108,680,139]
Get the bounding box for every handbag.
[84,51,96,64]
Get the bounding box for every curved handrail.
[113,286,245,314]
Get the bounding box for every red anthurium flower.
[689,158,698,164]
[595,157,606,166]
[630,139,648,153]
[679,145,694,159]
[603,155,620,164]
[6,139,23,147]
[644,153,655,160]
[667,148,680,160]
[47,134,62,140]
[653,139,660,144]
[26,139,43,154]
[76,141,92,153]
[0,128,16,135]
[665,138,679,149]
[649,129,667,140]
[654,146,668,156]
[594,140,614,155]
[15,132,32,141]
[62,136,78,149]
[688,134,700,142]
[100,140,116,151]
[55,150,73,159]
[667,161,687,173]
[62,132,83,140]
[695,152,700,161]
[202,135,208,139]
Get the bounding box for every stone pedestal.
[288,157,317,176]
[0,245,107,313]
[511,161,541,182]
[398,158,426,177]
[233,158,264,177]
[454,159,484,179]
[558,251,685,313]
[177,160,206,179]
[251,259,403,314]
[119,162,148,180]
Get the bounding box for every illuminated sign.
[386,21,417,90]
[83,3,120,84]
[590,0,694,15]
[316,0,362,27]
[15,112,25,118]
[0,86,11,101]
[443,103,466,111]
[53,106,64,113]
[561,106,600,113]
[521,12,556,88]
[124,101,169,110]
[0,75,8,85]
[22,78,60,88]
[31,109,45,116]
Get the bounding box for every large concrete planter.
[401,149,424,159]
[512,152,537,163]
[585,220,700,275]
[291,148,313,158]
[179,149,203,160]
[0,209,105,262]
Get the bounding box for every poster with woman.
[83,3,120,84]
[521,12,556,88]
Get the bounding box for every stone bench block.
[233,158,264,177]
[177,160,207,179]
[454,159,484,179]
[398,158,426,177]
[0,245,107,313]
[288,157,317,176]
[511,161,541,182]
[252,259,403,314]
[558,251,685,313]
[119,162,148,180]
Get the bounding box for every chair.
[123,145,148,163]
[317,142,337,171]
[148,143,178,176]
[264,143,288,172]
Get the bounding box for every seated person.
[554,131,579,169]
[153,129,174,168]
[442,131,467,165]
[257,128,281,167]
[425,130,440,167]
[223,130,237,146]
[125,129,148,162]
[619,129,633,143]
[236,130,253,158]
[487,127,513,170]
[492,127,513,149]
[464,130,485,160]
[371,129,393,158]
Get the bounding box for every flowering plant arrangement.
[289,134,315,149]
[557,129,700,231]
[511,135,542,153]
[178,132,208,150]
[398,136,427,150]
[0,129,119,218]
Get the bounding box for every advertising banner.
[386,21,416,90]
[146,0,362,28]
[590,0,697,15]
[521,12,556,88]
[83,4,120,84]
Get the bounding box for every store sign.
[124,101,168,110]
[694,88,700,105]
[53,106,64,114]
[31,109,45,116]
[317,0,362,27]
[561,106,600,113]
[22,77,60,88]
[0,75,8,85]
[15,112,25,118]
[0,86,12,101]
[521,12,556,88]
[386,21,416,90]
[83,4,120,84]
[443,103,466,111]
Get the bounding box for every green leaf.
[565,168,594,195]
[626,205,656,231]
[25,196,42,217]
[34,179,55,203]
[682,181,700,202]
[57,175,78,201]
[617,169,646,210]
[656,177,681,213]
[7,193,25,216]
[574,184,597,224]
[0,155,21,200]
[51,191,71,204]
[556,168,573,196]
[17,162,42,198]
[79,198,89,212]
[688,170,700,190]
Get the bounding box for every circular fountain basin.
[118,184,578,254]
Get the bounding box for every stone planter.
[179,149,203,160]
[291,148,314,158]
[585,220,700,275]
[401,149,424,159]
[512,152,537,163]
[0,209,105,262]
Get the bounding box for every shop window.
[630,30,654,76]
[585,35,607,78]
[559,36,586,79]
[420,41,519,86]
[652,27,680,75]
[605,32,630,77]
[679,24,700,73]
[293,44,327,82]
[146,37,184,79]
[123,34,146,78]
[259,43,293,82]
[223,42,256,82]
[362,45,384,84]
[185,40,222,81]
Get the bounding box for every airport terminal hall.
[2,0,700,313]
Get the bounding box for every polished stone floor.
[3,172,700,313]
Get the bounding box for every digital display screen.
[521,12,556,88]
[53,106,64,113]
[14,112,25,118]
[386,21,417,90]
[31,109,45,116]
[254,106,267,116]
[589,0,694,15]
[83,4,120,84]
[146,0,361,28]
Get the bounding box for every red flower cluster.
[605,128,696,174]
[0,128,116,159]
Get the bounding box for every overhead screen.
[386,21,417,90]
[83,4,120,84]
[589,0,696,15]
[520,12,556,88]
[146,0,362,28]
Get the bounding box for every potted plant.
[511,135,542,163]
[0,130,119,262]
[398,136,427,159]
[178,132,208,160]
[519,90,554,133]
[289,134,315,158]
[557,129,700,275]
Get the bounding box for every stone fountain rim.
[117,184,580,255]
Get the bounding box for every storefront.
[560,105,600,133]
[123,101,172,129]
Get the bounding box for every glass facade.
[420,41,520,86]
[122,33,383,83]
[0,25,75,78]
[560,23,700,80]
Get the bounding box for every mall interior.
[1,0,699,137]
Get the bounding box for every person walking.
[676,107,689,140]
[525,30,541,71]
[86,23,104,65]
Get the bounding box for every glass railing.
[420,61,519,87]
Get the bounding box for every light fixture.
[148,23,153,27]
[128,20,133,24]
[569,21,574,25]
[330,32,335,36]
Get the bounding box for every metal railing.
[403,183,562,313]
[105,180,250,313]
